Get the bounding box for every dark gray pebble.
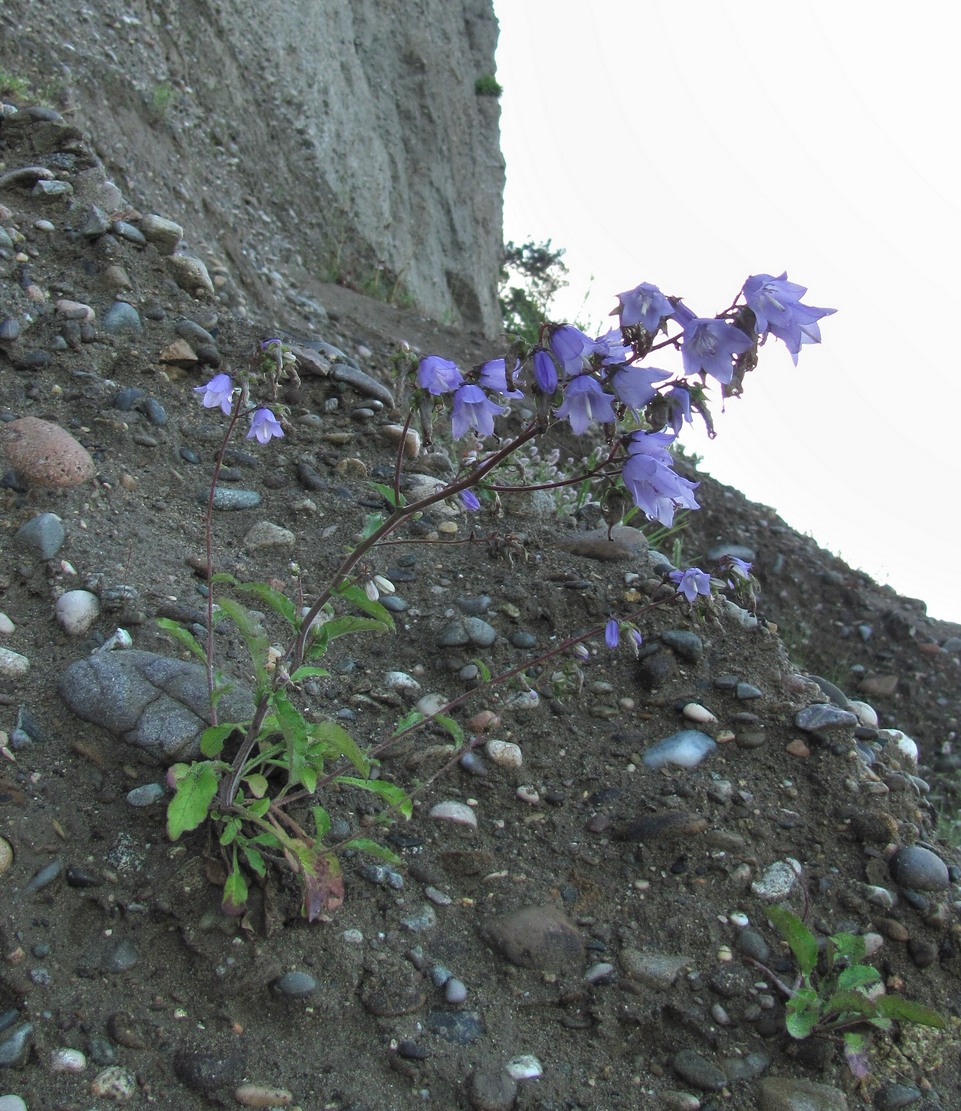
[736,682,763,700]
[103,939,139,973]
[672,1047,727,1091]
[0,316,20,341]
[26,857,63,892]
[111,220,147,246]
[397,1040,429,1060]
[126,783,165,807]
[509,630,537,649]
[795,703,858,732]
[273,971,318,998]
[0,1022,33,1066]
[66,866,104,888]
[102,301,143,335]
[469,1065,518,1111]
[173,1044,246,1097]
[661,629,703,661]
[113,387,145,411]
[0,1010,19,1035]
[332,362,394,406]
[88,1034,118,1065]
[381,595,408,613]
[15,511,65,559]
[141,397,167,427]
[874,1082,923,1110]
[456,594,491,615]
[889,845,949,891]
[179,447,201,464]
[296,462,325,490]
[807,674,853,709]
[426,1008,485,1045]
[176,319,216,346]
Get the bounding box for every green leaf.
[219,816,242,846]
[768,905,818,976]
[219,577,299,629]
[342,837,402,864]
[785,988,821,1039]
[831,931,866,965]
[320,614,392,641]
[156,617,208,663]
[167,762,220,840]
[200,722,244,758]
[337,775,413,819]
[837,964,881,993]
[336,583,396,630]
[393,708,425,736]
[299,765,318,793]
[308,719,371,777]
[216,596,271,694]
[244,773,269,798]
[312,805,331,841]
[468,657,492,683]
[271,690,309,786]
[247,797,271,819]
[370,481,406,508]
[223,862,249,911]
[241,844,266,877]
[290,665,330,682]
[874,995,947,1028]
[433,713,464,746]
[822,990,878,1023]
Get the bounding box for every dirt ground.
[2,101,961,1111]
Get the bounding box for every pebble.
[751,859,800,901]
[0,839,12,875]
[234,1084,294,1108]
[505,1054,542,1080]
[672,1048,727,1092]
[682,702,717,723]
[243,520,296,550]
[272,971,317,999]
[209,487,261,510]
[620,950,692,989]
[25,858,63,892]
[166,252,215,295]
[15,511,65,558]
[0,1024,33,1066]
[469,1066,517,1111]
[795,704,858,732]
[140,213,183,254]
[89,1064,137,1101]
[55,589,101,635]
[102,939,139,973]
[660,629,703,661]
[0,417,95,488]
[444,977,468,1003]
[0,648,29,679]
[331,361,394,406]
[485,739,522,768]
[889,844,949,891]
[879,728,919,763]
[757,1076,848,1110]
[426,1009,485,1045]
[428,800,477,828]
[482,905,584,972]
[50,1046,87,1072]
[0,1097,27,1111]
[642,730,716,769]
[102,300,142,335]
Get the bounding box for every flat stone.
[620,949,693,989]
[0,416,95,488]
[758,1076,848,1111]
[14,511,65,558]
[166,253,215,296]
[795,704,858,732]
[331,362,394,406]
[481,905,584,972]
[672,1048,727,1092]
[59,649,255,762]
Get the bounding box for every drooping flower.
[664,386,693,434]
[450,384,506,440]
[555,375,617,435]
[610,365,670,411]
[532,348,558,395]
[621,430,700,526]
[742,272,835,364]
[670,566,713,603]
[460,489,481,512]
[613,281,674,332]
[193,372,235,416]
[680,317,753,386]
[477,357,524,398]
[247,407,284,443]
[548,325,596,376]
[417,355,463,395]
[593,329,632,366]
[605,619,619,649]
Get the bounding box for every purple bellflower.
[742,272,835,364]
[664,386,693,434]
[670,567,713,604]
[621,430,700,527]
[605,619,619,649]
[593,329,632,366]
[194,372,235,416]
[247,408,284,444]
[610,365,671,411]
[460,489,481,512]
[532,348,558,395]
[613,281,674,332]
[417,355,463,396]
[450,384,506,440]
[680,316,753,386]
[555,375,617,435]
[548,325,596,376]
[477,358,524,399]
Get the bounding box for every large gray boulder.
[59,650,255,762]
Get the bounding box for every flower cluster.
[193,374,284,444]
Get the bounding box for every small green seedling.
[766,906,945,1076]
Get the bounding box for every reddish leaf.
[302,852,344,920]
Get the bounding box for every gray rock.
[59,649,255,761]
[332,362,394,407]
[873,1082,922,1111]
[889,845,950,891]
[758,1076,848,1110]
[481,905,584,972]
[469,1065,518,1111]
[620,949,692,990]
[426,1009,485,1045]
[795,703,858,732]
[672,1048,727,1092]
[273,971,318,999]
[209,487,261,511]
[15,511,65,558]
[102,301,143,335]
[0,1022,33,1066]
[660,628,704,661]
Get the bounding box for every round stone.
[889,845,950,891]
[0,417,95,488]
[272,971,317,999]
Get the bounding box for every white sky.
[493,1,961,623]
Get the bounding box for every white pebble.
[485,739,523,769]
[444,977,468,1003]
[416,692,449,717]
[879,728,919,764]
[385,671,420,693]
[51,1047,87,1072]
[234,1084,294,1108]
[428,800,477,828]
[89,1064,137,1100]
[848,699,879,728]
[0,1097,28,1111]
[504,689,540,712]
[55,589,100,635]
[506,1054,543,1080]
[682,702,718,724]
[0,613,14,636]
[728,911,750,928]
[515,785,540,805]
[0,648,29,678]
[342,928,364,945]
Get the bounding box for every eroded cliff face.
[0,0,505,334]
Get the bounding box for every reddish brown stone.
[0,417,95,488]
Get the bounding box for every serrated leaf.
[167,762,220,840]
[342,837,402,864]
[874,995,947,1028]
[308,719,371,776]
[227,579,299,628]
[156,617,208,663]
[337,775,413,818]
[768,905,818,976]
[837,964,881,992]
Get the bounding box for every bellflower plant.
[165,266,832,923]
